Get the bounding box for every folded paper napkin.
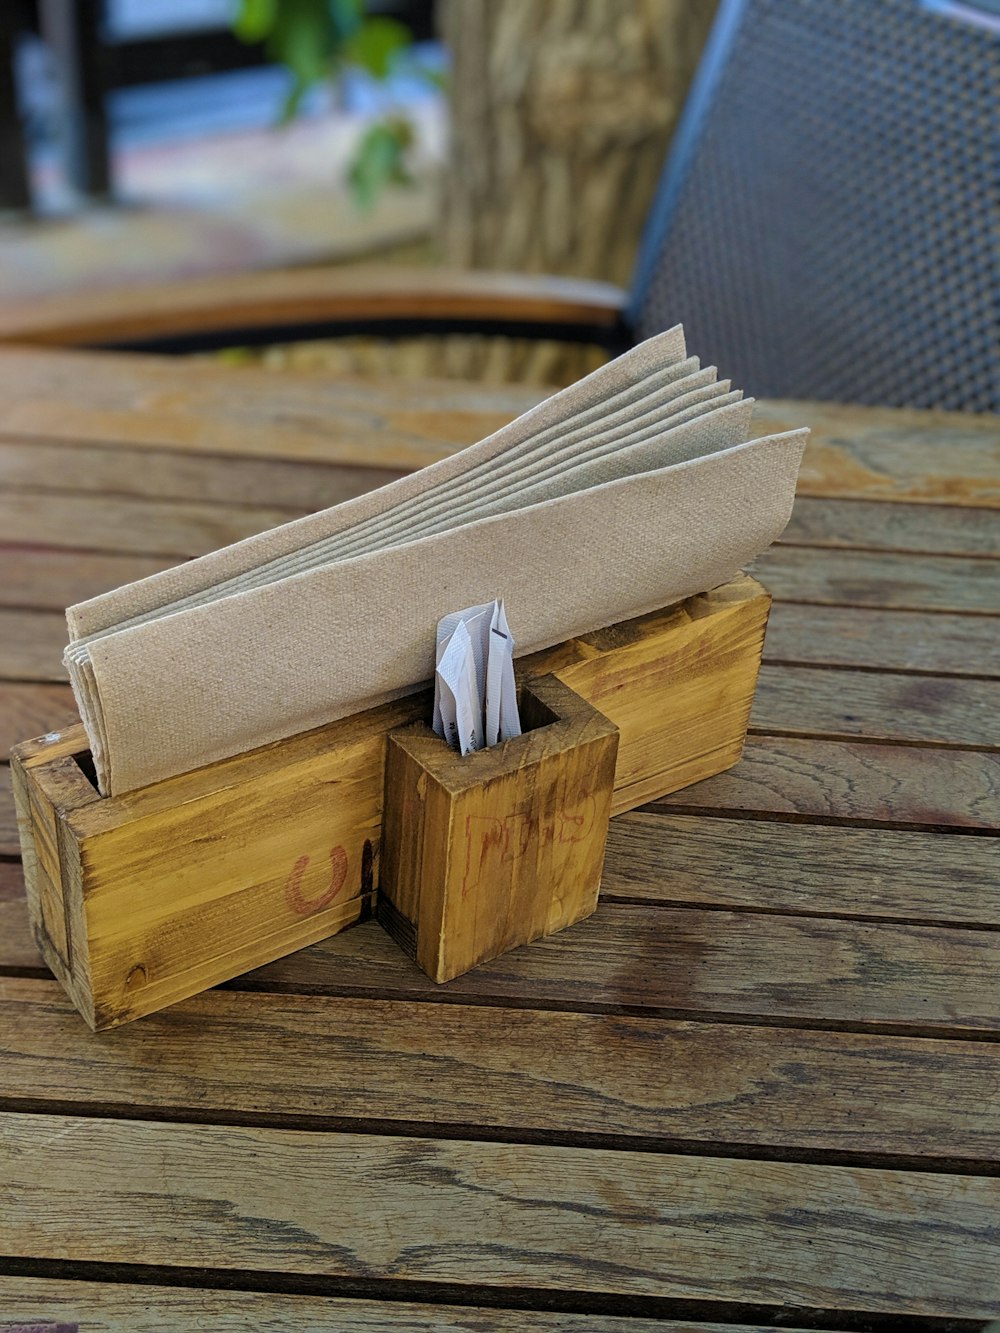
[64,326,808,795]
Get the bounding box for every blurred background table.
[0,344,998,1329]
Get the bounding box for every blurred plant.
[234,0,435,208]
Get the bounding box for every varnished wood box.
[379,674,620,983]
[12,574,770,1030]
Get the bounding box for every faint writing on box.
[461,794,598,900]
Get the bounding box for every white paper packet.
[433,601,493,739]
[435,620,482,755]
[486,598,521,747]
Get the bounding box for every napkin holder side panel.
[12,573,771,1030]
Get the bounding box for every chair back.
[629,0,1000,411]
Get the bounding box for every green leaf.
[266,0,336,96]
[348,119,413,210]
[233,0,277,43]
[344,16,411,80]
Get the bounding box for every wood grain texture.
[0,438,405,510]
[752,398,1000,508]
[753,546,999,614]
[603,813,1000,926]
[381,677,619,982]
[0,684,77,759]
[0,860,37,969]
[5,976,1000,1162]
[0,766,17,855]
[0,491,304,559]
[237,908,1000,1036]
[784,496,1000,556]
[751,665,1000,746]
[658,736,1000,828]
[0,609,68,681]
[0,347,543,471]
[763,603,1000,676]
[0,1277,723,1333]
[2,1111,998,1317]
[0,547,173,611]
[0,267,627,347]
[527,578,770,815]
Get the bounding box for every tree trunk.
[440,0,718,287]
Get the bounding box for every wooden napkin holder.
[12,574,770,1030]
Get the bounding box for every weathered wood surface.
[6,974,1000,1163]
[752,546,997,614]
[604,813,1000,926]
[0,355,998,1324]
[763,603,1000,675]
[0,1278,756,1333]
[783,495,999,555]
[0,682,77,758]
[753,397,1000,508]
[223,908,1000,1037]
[3,1111,999,1318]
[0,436,407,508]
[659,736,1000,828]
[0,545,172,610]
[751,664,1000,746]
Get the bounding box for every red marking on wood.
[460,791,596,899]
[284,845,349,915]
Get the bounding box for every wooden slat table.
[0,346,998,1331]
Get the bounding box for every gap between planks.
[0,1269,975,1333]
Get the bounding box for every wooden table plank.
[4,976,1000,1165]
[7,841,1000,1039]
[0,547,173,611]
[604,814,1000,927]
[659,736,1000,828]
[784,495,1000,556]
[752,664,1000,746]
[763,603,1000,676]
[1,766,18,855]
[753,398,1000,508]
[5,600,998,688]
[0,437,405,509]
[4,797,998,956]
[753,547,999,614]
[3,1111,998,1318]
[0,609,68,681]
[8,539,995,619]
[0,684,77,759]
[0,1277,743,1333]
[0,492,305,559]
[230,909,1000,1036]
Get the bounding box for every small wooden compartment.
[379,675,620,982]
[12,574,770,1029]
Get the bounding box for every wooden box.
[379,675,620,982]
[11,574,770,1030]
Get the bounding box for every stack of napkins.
[64,326,808,795]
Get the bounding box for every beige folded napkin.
[65,326,808,794]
